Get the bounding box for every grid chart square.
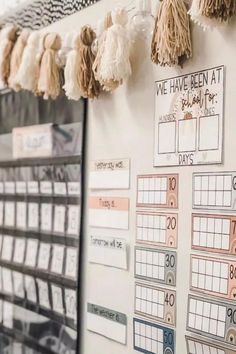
[193,173,234,210]
[135,283,176,326]
[186,337,232,354]
[135,247,177,286]
[187,296,228,342]
[191,256,235,299]
[134,318,175,354]
[192,214,232,255]
[136,212,178,248]
[137,174,178,209]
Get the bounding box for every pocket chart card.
[186,336,236,354]
[89,158,130,189]
[154,66,224,166]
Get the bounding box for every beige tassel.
[151,0,192,67]
[77,26,101,99]
[93,12,122,92]
[37,32,62,99]
[8,28,31,91]
[0,25,17,89]
[200,0,235,22]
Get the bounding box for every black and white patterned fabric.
[0,0,101,30]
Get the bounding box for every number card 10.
[137,174,178,209]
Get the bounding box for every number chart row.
[0,268,77,327]
[0,235,78,281]
[0,201,80,237]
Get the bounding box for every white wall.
[46,2,236,353]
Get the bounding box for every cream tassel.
[8,28,30,91]
[63,33,81,100]
[0,25,17,89]
[98,8,132,85]
[151,0,192,66]
[37,32,62,100]
[93,12,123,92]
[15,31,43,94]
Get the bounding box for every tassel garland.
[63,33,82,100]
[8,28,30,91]
[77,26,100,99]
[37,32,62,99]
[151,0,192,66]
[0,25,17,89]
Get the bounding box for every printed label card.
[89,197,129,230]
[41,203,53,232]
[27,181,39,194]
[191,255,236,301]
[65,288,77,321]
[154,66,224,166]
[137,174,178,209]
[3,301,13,328]
[13,238,26,264]
[67,205,80,236]
[37,279,51,309]
[135,247,177,286]
[89,235,127,270]
[16,181,27,194]
[25,239,38,268]
[135,282,176,326]
[1,235,14,262]
[136,212,178,248]
[89,158,130,189]
[4,182,15,194]
[87,303,127,344]
[13,271,24,298]
[24,275,37,303]
[4,201,15,228]
[187,295,236,345]
[65,247,78,279]
[193,172,236,211]
[134,318,175,354]
[2,268,13,294]
[37,243,51,270]
[16,201,27,229]
[0,201,3,226]
[51,284,64,315]
[54,182,67,195]
[53,205,66,234]
[28,203,39,230]
[51,245,65,275]
[68,182,80,196]
[40,181,53,195]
